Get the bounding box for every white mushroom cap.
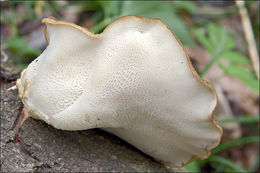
[16,16,222,167]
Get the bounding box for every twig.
[11,105,25,132]
[236,0,259,79]
[215,84,233,116]
[1,49,8,62]
[214,84,242,139]
[6,85,17,91]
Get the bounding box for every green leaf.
[199,29,227,77]
[207,156,247,172]
[219,63,259,93]
[91,10,104,23]
[184,160,200,172]
[78,1,100,11]
[121,1,169,17]
[23,48,41,57]
[212,136,259,155]
[198,137,259,172]
[173,1,198,13]
[225,34,235,51]
[193,29,214,54]
[98,1,121,18]
[121,1,195,46]
[217,115,259,124]
[208,23,235,51]
[4,37,28,54]
[90,17,115,34]
[219,51,250,65]
[4,37,40,56]
[208,23,222,48]
[87,1,121,32]
[4,37,40,65]
[108,1,121,16]
[17,63,28,70]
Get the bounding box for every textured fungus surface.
[16,16,222,167]
[0,79,173,172]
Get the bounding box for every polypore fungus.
[16,16,222,167]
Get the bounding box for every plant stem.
[211,136,259,155]
[217,115,259,124]
[208,156,247,172]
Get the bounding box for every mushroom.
[16,16,222,167]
